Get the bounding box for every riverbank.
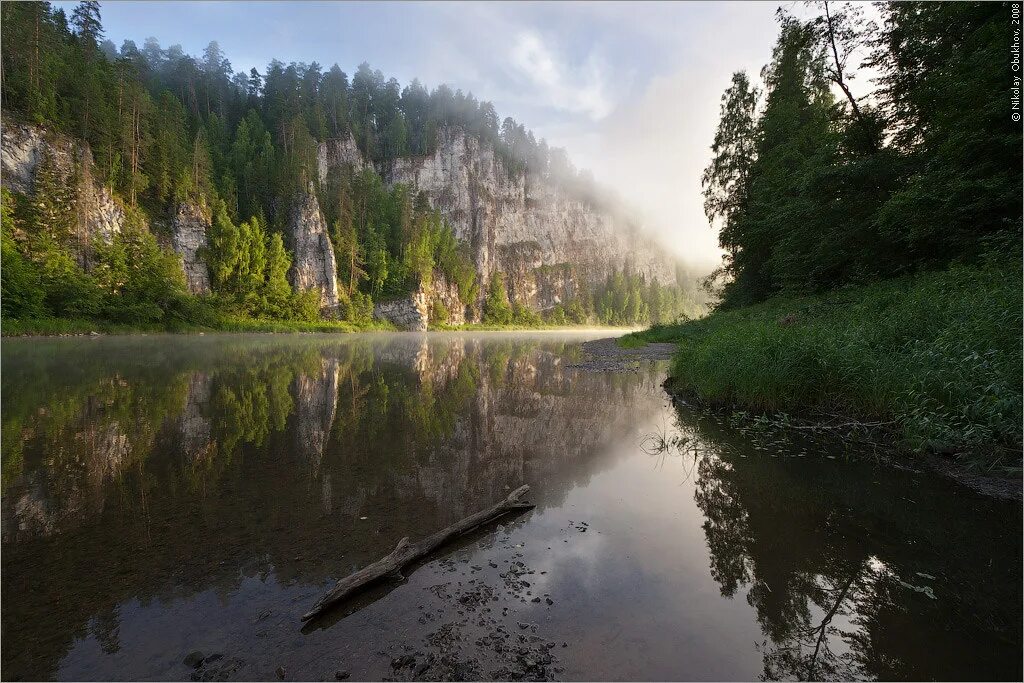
[0,316,396,337]
[0,316,639,337]
[620,263,1023,471]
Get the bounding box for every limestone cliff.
[373,270,466,330]
[1,122,126,246]
[170,203,212,294]
[319,127,678,315]
[317,133,365,182]
[288,184,340,310]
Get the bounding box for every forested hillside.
[702,2,1021,307]
[1,1,691,332]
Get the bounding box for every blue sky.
[70,1,804,266]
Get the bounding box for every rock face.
[320,127,678,314]
[1,121,125,244]
[317,133,365,183]
[289,184,339,311]
[171,203,212,294]
[373,270,466,330]
[1,122,51,195]
[374,296,428,331]
[430,271,467,326]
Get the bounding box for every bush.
[483,272,513,325]
[342,290,375,324]
[430,299,449,325]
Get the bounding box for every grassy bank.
[1,315,395,336]
[622,263,1022,457]
[1,316,632,337]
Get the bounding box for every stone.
[183,651,205,668]
[171,203,212,294]
[372,269,466,330]
[317,133,365,183]
[289,184,339,311]
[321,126,678,315]
[1,121,126,247]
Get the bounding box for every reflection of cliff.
[684,406,1022,681]
[1,334,664,680]
[293,358,340,475]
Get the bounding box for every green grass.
[2,315,632,336]
[1,315,395,336]
[431,322,637,332]
[627,263,1023,456]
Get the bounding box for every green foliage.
[430,299,449,326]
[483,272,513,324]
[870,2,1022,261]
[205,203,318,320]
[91,225,190,323]
[1,191,45,318]
[656,263,1022,455]
[0,1,683,332]
[704,4,1022,308]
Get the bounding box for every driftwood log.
[302,484,535,621]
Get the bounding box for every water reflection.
[1,333,664,680]
[1,334,1019,681]
[678,405,1022,681]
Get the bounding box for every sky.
[74,1,809,271]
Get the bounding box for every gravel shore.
[567,337,676,372]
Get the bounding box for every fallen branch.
[302,485,535,621]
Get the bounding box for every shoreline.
[578,335,1022,502]
[1,325,639,341]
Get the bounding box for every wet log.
[302,485,535,621]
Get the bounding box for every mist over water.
[2,333,1019,681]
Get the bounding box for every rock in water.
[183,651,204,668]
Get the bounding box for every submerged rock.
[183,651,204,668]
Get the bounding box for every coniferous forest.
[1,1,692,332]
[701,2,1021,306]
[626,2,1022,459]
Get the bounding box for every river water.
[1,332,1020,681]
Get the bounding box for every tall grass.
[629,263,1022,455]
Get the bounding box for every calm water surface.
[2,333,1020,681]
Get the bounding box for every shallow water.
[1,332,1020,681]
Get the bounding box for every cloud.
[509,31,613,121]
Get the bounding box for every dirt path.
[568,337,676,372]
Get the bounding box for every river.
[1,332,1020,681]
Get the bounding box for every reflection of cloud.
[510,31,612,121]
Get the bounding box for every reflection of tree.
[2,334,668,680]
[759,568,861,681]
[685,404,1022,681]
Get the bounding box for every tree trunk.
[302,485,535,621]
